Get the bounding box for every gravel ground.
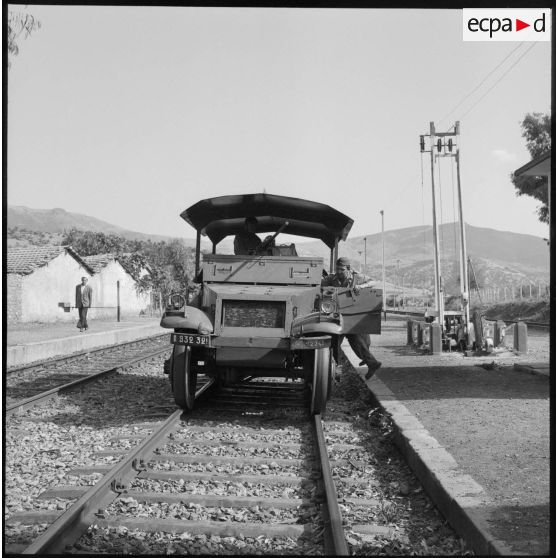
[6,346,472,555]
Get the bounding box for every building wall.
[7,274,24,324]
[21,252,92,322]
[88,261,151,319]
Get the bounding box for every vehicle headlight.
[320,299,336,314]
[169,293,186,310]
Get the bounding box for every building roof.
[82,254,116,273]
[82,253,149,280]
[7,245,93,275]
[514,150,552,178]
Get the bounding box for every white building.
[82,254,152,319]
[7,246,153,323]
[7,245,94,323]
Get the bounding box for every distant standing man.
[322,257,382,380]
[76,277,93,332]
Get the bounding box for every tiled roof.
[82,254,115,273]
[7,245,93,275]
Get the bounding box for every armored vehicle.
[161,193,382,414]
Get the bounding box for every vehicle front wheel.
[172,345,197,411]
[310,347,332,415]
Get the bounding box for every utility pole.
[420,121,466,327]
[455,131,470,326]
[381,210,386,316]
[364,237,367,274]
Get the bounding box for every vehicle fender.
[291,312,343,337]
[160,307,213,332]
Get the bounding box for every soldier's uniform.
[322,261,381,379]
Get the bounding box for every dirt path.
[368,319,550,555]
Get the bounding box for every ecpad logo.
[463,9,551,41]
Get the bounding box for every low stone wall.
[7,323,165,368]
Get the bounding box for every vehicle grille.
[222,300,286,328]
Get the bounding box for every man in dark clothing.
[75,276,93,332]
[322,257,382,379]
[234,217,262,255]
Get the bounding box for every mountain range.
[7,205,550,293]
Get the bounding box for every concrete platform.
[6,319,166,368]
[341,320,550,556]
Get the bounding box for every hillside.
[7,205,550,292]
[8,205,179,244]
[296,223,550,294]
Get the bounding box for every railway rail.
[6,376,401,555]
[6,335,171,416]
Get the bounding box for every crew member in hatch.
[234,217,263,255]
[321,257,382,380]
[75,276,93,332]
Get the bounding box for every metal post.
[330,249,334,274]
[429,122,444,324]
[455,135,469,326]
[529,283,532,299]
[333,239,339,269]
[195,230,201,276]
[116,280,120,322]
[212,243,216,255]
[381,210,386,316]
[364,237,367,274]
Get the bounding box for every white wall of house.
[88,261,151,319]
[21,252,92,322]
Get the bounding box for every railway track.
[5,377,402,555]
[6,335,171,416]
[6,348,468,555]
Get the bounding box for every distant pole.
[429,122,444,324]
[455,135,469,326]
[381,210,386,318]
[529,283,532,299]
[117,280,121,322]
[364,237,367,274]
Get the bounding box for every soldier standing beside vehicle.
[75,276,93,333]
[321,257,382,379]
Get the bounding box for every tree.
[61,227,140,257]
[8,8,41,68]
[511,112,551,224]
[60,228,196,303]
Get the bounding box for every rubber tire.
[310,347,331,415]
[172,345,197,411]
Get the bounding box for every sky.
[7,6,553,245]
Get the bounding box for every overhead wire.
[456,42,538,121]
[436,43,525,128]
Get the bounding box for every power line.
[437,43,525,129]
[457,43,538,121]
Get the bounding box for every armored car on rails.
[161,193,382,414]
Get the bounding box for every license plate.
[171,333,210,346]
[303,338,330,348]
[291,337,331,350]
